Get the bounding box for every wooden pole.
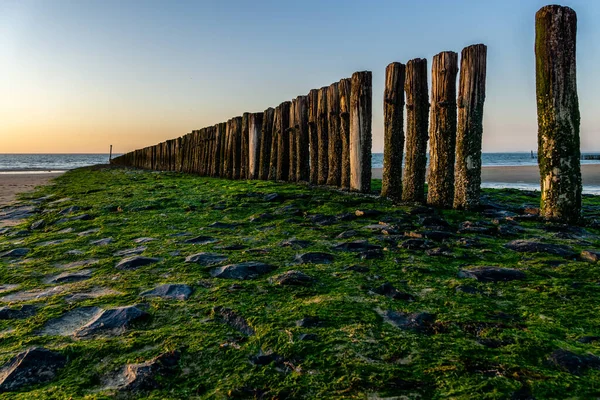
[276,101,291,181]
[295,95,310,182]
[427,51,458,208]
[241,112,250,179]
[454,44,487,210]
[109,145,113,163]
[535,5,581,223]
[381,62,406,201]
[289,99,297,181]
[317,86,329,185]
[339,78,351,190]
[225,120,234,179]
[268,107,280,180]
[248,112,264,180]
[213,124,222,177]
[308,89,319,184]
[260,107,275,180]
[349,71,372,193]
[403,58,429,203]
[327,82,342,186]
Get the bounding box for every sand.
[0,172,64,208]
[371,164,600,186]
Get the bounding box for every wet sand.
[0,173,64,208]
[371,164,600,186]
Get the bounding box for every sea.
[1,153,599,194]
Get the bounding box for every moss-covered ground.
[0,165,599,399]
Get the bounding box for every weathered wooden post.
[295,95,310,182]
[327,82,342,186]
[232,116,242,179]
[317,87,329,185]
[268,107,280,180]
[454,44,487,210]
[427,51,458,208]
[535,5,581,223]
[403,58,429,203]
[241,112,250,179]
[381,62,406,201]
[289,99,297,181]
[276,101,291,181]
[350,71,372,193]
[259,107,275,180]
[308,89,319,184]
[248,112,263,179]
[339,78,351,189]
[213,124,222,177]
[225,120,234,179]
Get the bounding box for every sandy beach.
[372,164,600,186]
[0,172,64,208]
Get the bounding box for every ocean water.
[0,154,113,172]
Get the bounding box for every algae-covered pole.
[339,78,351,190]
[454,44,487,210]
[317,87,329,185]
[276,101,291,181]
[327,82,342,186]
[535,5,581,223]
[259,107,274,180]
[381,62,406,201]
[295,95,310,182]
[427,51,458,208]
[248,112,263,180]
[308,89,319,184]
[349,71,372,193]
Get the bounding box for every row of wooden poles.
[112,45,487,210]
[111,71,374,193]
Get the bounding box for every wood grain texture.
[276,101,291,181]
[295,95,310,182]
[317,87,329,185]
[289,99,297,181]
[259,108,275,180]
[241,113,250,179]
[248,112,263,180]
[339,78,351,189]
[349,71,372,193]
[327,82,342,186]
[308,89,319,184]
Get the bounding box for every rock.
[140,284,193,300]
[0,305,36,320]
[249,352,284,367]
[504,240,576,258]
[77,228,100,237]
[298,333,319,341]
[208,222,238,229]
[133,237,156,244]
[75,306,148,337]
[185,252,228,266]
[217,244,247,251]
[296,316,324,328]
[358,249,384,260]
[67,213,93,222]
[114,246,147,257]
[455,285,481,294]
[458,221,496,235]
[476,338,513,348]
[405,230,454,241]
[363,223,390,231]
[281,238,312,249]
[578,336,600,344]
[336,230,358,239]
[37,239,66,247]
[295,252,334,264]
[380,310,436,334]
[548,349,600,374]
[344,265,370,273]
[90,237,113,246]
[65,249,84,256]
[116,256,161,270]
[372,283,414,301]
[64,287,121,303]
[41,306,102,336]
[306,214,337,226]
[333,240,381,252]
[46,269,93,284]
[249,213,274,222]
[581,250,600,263]
[57,259,99,270]
[497,224,525,236]
[355,209,382,218]
[105,351,180,391]
[213,306,254,336]
[0,348,66,392]
[30,219,46,230]
[210,262,275,280]
[0,285,19,294]
[399,239,435,250]
[426,247,453,257]
[0,286,67,303]
[420,215,450,229]
[0,248,29,258]
[57,227,74,234]
[336,212,357,221]
[183,236,219,245]
[264,193,284,202]
[58,205,81,215]
[271,270,314,286]
[458,267,526,282]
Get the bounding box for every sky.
[1,0,599,154]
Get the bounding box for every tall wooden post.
[350,71,372,193]
[454,44,487,210]
[276,101,291,181]
[259,107,275,180]
[219,123,227,177]
[295,95,310,182]
[214,124,222,177]
[427,51,458,208]
[241,113,250,180]
[339,78,351,190]
[317,87,329,185]
[248,112,264,180]
[289,99,297,181]
[535,5,581,223]
[232,116,243,179]
[268,107,280,181]
[403,58,429,203]
[308,89,319,184]
[225,120,234,179]
[327,82,342,186]
[381,62,406,201]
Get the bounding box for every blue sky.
[1,0,598,153]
